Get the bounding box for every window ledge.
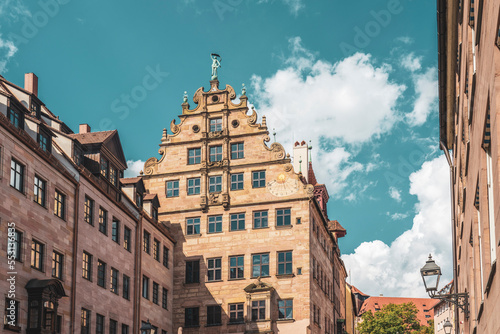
[276,274,295,279]
[4,324,21,332]
[253,226,269,230]
[251,275,270,279]
[275,225,293,229]
[183,282,200,286]
[228,277,246,281]
[206,280,223,283]
[228,321,245,325]
[183,325,200,328]
[205,323,222,327]
[277,318,295,323]
[186,233,202,238]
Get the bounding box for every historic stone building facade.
[0,73,174,334]
[438,0,500,332]
[141,79,347,333]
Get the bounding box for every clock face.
[267,173,299,197]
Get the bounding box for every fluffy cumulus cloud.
[342,155,452,297]
[124,160,145,178]
[389,186,402,202]
[0,34,18,73]
[407,67,438,126]
[0,0,30,21]
[251,37,405,196]
[400,53,422,72]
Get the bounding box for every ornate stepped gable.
[142,79,315,211]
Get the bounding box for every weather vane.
[211,53,222,80]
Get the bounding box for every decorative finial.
[242,83,246,96]
[162,128,167,142]
[210,53,222,80]
[183,91,188,103]
[309,140,313,162]
[140,170,144,175]
[273,128,276,142]
[299,157,302,172]
[262,115,267,127]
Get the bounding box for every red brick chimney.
[24,73,38,97]
[79,124,91,134]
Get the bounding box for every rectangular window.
[5,298,20,329]
[110,268,119,294]
[229,255,244,279]
[207,305,222,326]
[230,213,245,231]
[142,276,149,299]
[97,260,106,288]
[37,132,50,152]
[278,251,293,275]
[112,219,120,243]
[8,108,22,129]
[100,157,108,178]
[276,209,291,226]
[252,171,266,188]
[31,239,44,271]
[209,146,223,162]
[11,229,22,262]
[186,217,200,235]
[209,175,222,193]
[253,210,268,229]
[84,196,94,225]
[143,231,150,254]
[10,159,24,192]
[54,190,65,219]
[188,148,201,165]
[153,239,160,261]
[152,207,158,221]
[98,207,108,234]
[82,251,92,280]
[109,319,117,334]
[109,166,118,186]
[123,226,131,252]
[135,192,143,208]
[229,303,244,323]
[123,274,130,300]
[252,253,269,277]
[152,282,159,304]
[163,246,169,268]
[34,175,46,207]
[186,260,200,284]
[231,173,244,190]
[185,307,199,327]
[251,300,266,321]
[52,251,63,279]
[231,142,244,159]
[208,215,222,233]
[162,288,168,309]
[81,308,90,334]
[207,258,222,281]
[96,314,104,334]
[209,118,222,132]
[166,180,179,197]
[187,178,201,195]
[278,299,293,319]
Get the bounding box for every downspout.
[440,141,458,333]
[134,212,143,332]
[70,182,80,332]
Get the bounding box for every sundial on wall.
[267,173,299,197]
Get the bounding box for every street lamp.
[420,254,469,319]
[140,319,153,334]
[443,319,453,334]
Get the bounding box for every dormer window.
[109,166,118,186]
[209,118,222,132]
[37,131,51,152]
[30,102,40,118]
[152,207,158,221]
[100,157,109,178]
[7,108,23,129]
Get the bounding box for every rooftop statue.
[211,53,221,80]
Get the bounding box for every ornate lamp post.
[420,255,469,320]
[443,319,453,334]
[140,319,153,334]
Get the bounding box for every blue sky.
[0,0,451,297]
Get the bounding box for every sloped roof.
[351,285,370,297]
[360,296,439,326]
[308,161,318,185]
[69,130,115,145]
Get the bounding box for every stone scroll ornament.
[262,135,286,160]
[143,148,166,175]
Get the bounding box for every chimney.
[79,124,91,134]
[293,141,309,179]
[24,73,38,97]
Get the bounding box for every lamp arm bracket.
[429,291,469,319]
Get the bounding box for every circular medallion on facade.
[231,120,240,128]
[192,125,200,133]
[267,173,299,197]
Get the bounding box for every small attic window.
[211,95,219,103]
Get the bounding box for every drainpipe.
[440,141,458,334]
[70,182,80,332]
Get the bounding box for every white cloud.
[389,186,402,202]
[342,155,452,297]
[0,0,30,22]
[395,36,413,45]
[387,212,409,220]
[257,0,304,16]
[124,160,145,178]
[251,37,405,197]
[400,52,422,72]
[406,67,438,126]
[0,34,18,73]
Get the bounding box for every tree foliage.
[357,302,431,334]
